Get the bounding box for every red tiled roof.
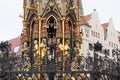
[101,23,109,40]
[8,36,21,50]
[8,36,21,56]
[102,23,109,29]
[80,14,91,24]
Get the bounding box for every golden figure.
[59,43,64,51]
[32,74,38,80]
[27,77,32,80]
[22,41,29,58]
[40,39,47,58]
[64,39,70,57]
[23,41,29,51]
[74,42,82,57]
[23,57,31,71]
[80,73,85,79]
[56,38,64,62]
[17,74,25,80]
[71,76,76,80]
[34,39,39,56]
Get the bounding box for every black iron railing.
[0,41,120,80]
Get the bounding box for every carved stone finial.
[61,17,65,21]
[26,5,36,12]
[23,21,29,27]
[49,2,55,10]
[75,21,80,27]
[68,5,77,12]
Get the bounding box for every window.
[95,32,97,37]
[87,30,89,33]
[109,42,111,47]
[86,34,88,37]
[80,29,83,36]
[98,33,100,38]
[116,45,118,48]
[111,43,113,47]
[85,29,87,33]
[85,29,89,37]
[14,46,20,53]
[91,31,93,36]
[112,49,115,57]
[107,49,109,56]
[89,43,93,50]
[93,32,95,37]
[114,44,115,47]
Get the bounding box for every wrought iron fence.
[0,41,120,80]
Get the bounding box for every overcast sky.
[0,0,120,42]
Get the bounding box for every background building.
[80,10,120,60]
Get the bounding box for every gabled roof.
[80,14,91,24]
[102,23,109,29]
[42,0,61,18]
[101,23,109,40]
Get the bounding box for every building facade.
[80,10,120,60]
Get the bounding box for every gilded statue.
[40,39,47,58]
[17,74,25,80]
[23,57,31,71]
[22,41,29,51]
[56,38,63,62]
[74,42,82,57]
[34,39,39,56]
[64,39,70,57]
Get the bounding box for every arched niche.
[46,15,57,39]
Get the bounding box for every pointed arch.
[46,15,58,25]
[28,13,38,23]
[27,13,39,41]
[46,15,58,39]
